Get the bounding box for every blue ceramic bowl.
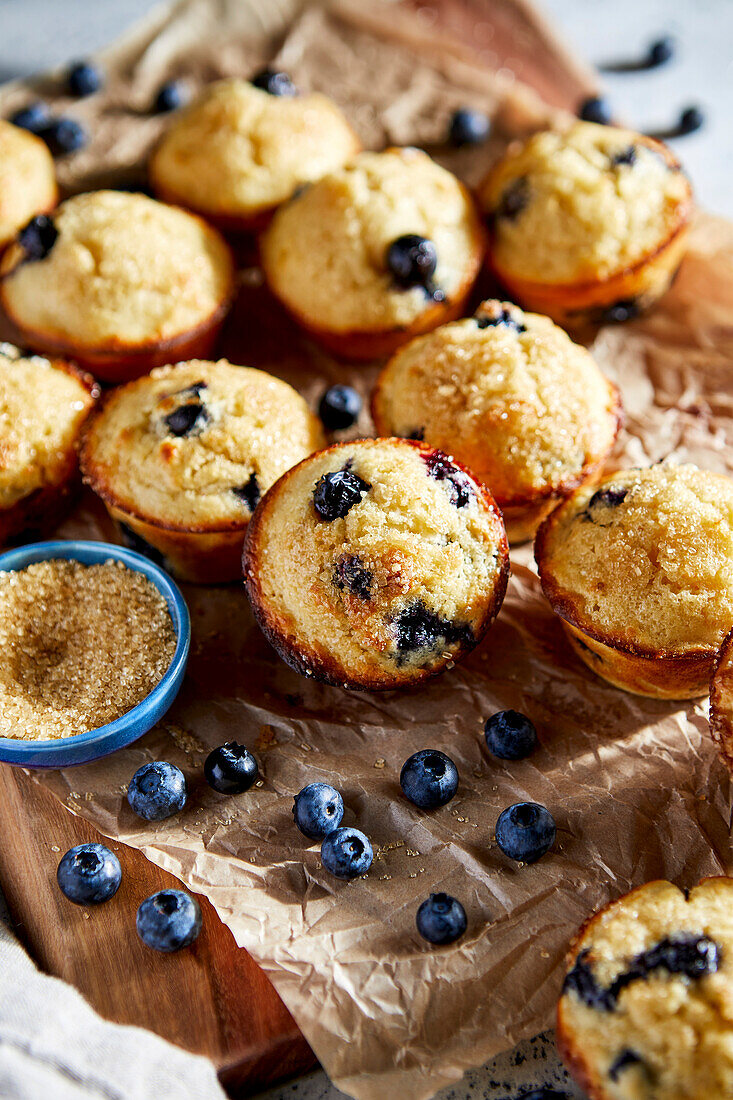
[0,540,190,767]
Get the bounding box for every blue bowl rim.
[0,539,190,754]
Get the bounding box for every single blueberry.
[579,95,612,125]
[136,889,202,952]
[321,826,373,878]
[586,485,628,513]
[312,467,371,522]
[333,554,372,599]
[400,749,459,810]
[562,949,615,1011]
[293,782,344,839]
[610,145,637,168]
[678,105,704,135]
[68,61,104,97]
[204,742,259,795]
[598,297,639,324]
[517,1091,568,1100]
[609,1050,643,1082]
[232,472,260,512]
[495,802,556,863]
[449,107,490,147]
[647,36,675,68]
[127,761,187,821]
[251,68,297,97]
[318,385,362,431]
[56,843,121,906]
[416,893,467,945]
[386,235,438,289]
[484,710,538,760]
[41,117,88,155]
[17,214,58,261]
[393,602,472,657]
[155,80,189,113]
[422,450,473,508]
[496,177,529,220]
[475,305,526,334]
[10,101,50,133]
[164,402,208,437]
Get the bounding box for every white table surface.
[1,1,727,1097]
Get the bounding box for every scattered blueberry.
[10,101,50,132]
[136,889,202,952]
[333,553,372,599]
[17,214,58,261]
[164,402,208,437]
[233,472,260,512]
[321,826,373,878]
[600,298,639,324]
[400,749,459,810]
[495,802,556,863]
[312,467,371,522]
[416,893,467,945]
[484,710,537,760]
[678,105,704,135]
[68,61,104,97]
[386,235,438,291]
[647,36,675,68]
[127,761,187,821]
[204,742,259,795]
[293,783,344,840]
[449,107,490,147]
[251,68,297,97]
[393,601,472,658]
[40,117,88,155]
[496,177,529,220]
[318,385,362,431]
[155,80,189,113]
[578,95,612,125]
[56,843,122,906]
[422,450,474,508]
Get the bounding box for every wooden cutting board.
[0,2,594,1096]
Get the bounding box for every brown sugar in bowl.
[0,191,235,384]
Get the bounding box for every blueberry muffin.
[260,148,486,360]
[0,121,57,253]
[242,438,509,689]
[372,300,621,543]
[79,359,325,583]
[710,628,733,774]
[479,122,692,326]
[535,464,733,699]
[0,342,98,544]
[557,878,733,1099]
[149,76,361,232]
[0,191,235,383]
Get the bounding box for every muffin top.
[149,78,361,220]
[480,122,691,284]
[558,878,733,1100]
[372,300,620,505]
[536,464,733,655]
[0,191,234,349]
[243,438,508,688]
[0,343,97,509]
[80,359,324,531]
[0,121,57,250]
[261,148,484,334]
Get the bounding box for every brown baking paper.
[2,3,733,1099]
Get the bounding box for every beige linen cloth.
[0,912,224,1100]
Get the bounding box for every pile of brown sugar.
[0,558,176,740]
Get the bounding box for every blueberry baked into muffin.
[479,122,692,326]
[535,463,733,698]
[242,438,509,689]
[0,120,57,253]
[557,878,733,1099]
[79,359,325,583]
[0,343,98,544]
[149,74,361,232]
[372,300,621,543]
[710,628,733,774]
[0,191,235,383]
[261,148,486,359]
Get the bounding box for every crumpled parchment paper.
[1,3,733,1099]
